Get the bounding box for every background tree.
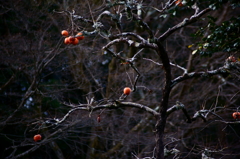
[0,0,240,159]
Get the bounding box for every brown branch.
[150,0,177,14]
[63,101,160,117]
[103,48,141,93]
[166,103,235,124]
[1,75,38,126]
[215,120,240,124]
[103,34,157,50]
[33,100,158,130]
[171,61,240,88]
[111,32,147,43]
[132,13,155,39]
[167,102,192,123]
[0,73,15,93]
[0,37,65,127]
[103,36,153,93]
[158,7,212,41]
[143,57,188,74]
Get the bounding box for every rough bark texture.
[155,43,172,159]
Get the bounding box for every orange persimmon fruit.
[64,37,71,44]
[123,87,131,95]
[76,32,84,40]
[232,112,240,119]
[33,134,42,142]
[175,0,183,7]
[76,32,82,38]
[69,36,75,42]
[61,30,69,36]
[71,38,79,45]
[78,36,85,40]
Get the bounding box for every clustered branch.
[171,61,240,88]
[158,7,212,41]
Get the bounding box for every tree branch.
[103,34,157,50]
[64,101,160,117]
[158,7,212,41]
[167,101,192,123]
[171,61,240,88]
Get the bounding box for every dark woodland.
[0,0,240,159]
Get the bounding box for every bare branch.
[112,32,147,43]
[104,34,158,50]
[171,62,240,88]
[63,101,160,117]
[143,58,188,74]
[215,120,240,124]
[167,101,191,123]
[158,7,212,41]
[0,73,15,92]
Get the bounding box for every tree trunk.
[155,98,171,159]
[155,42,172,159]
[155,118,164,159]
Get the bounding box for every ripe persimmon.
[76,32,82,38]
[78,36,85,40]
[71,38,79,45]
[232,112,240,119]
[33,134,42,142]
[76,32,84,40]
[123,87,131,95]
[61,30,69,36]
[175,0,183,7]
[77,32,82,36]
[64,37,71,44]
[69,36,75,42]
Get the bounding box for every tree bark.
[155,42,172,159]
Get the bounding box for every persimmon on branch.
[144,54,240,90]
[7,120,78,159]
[41,99,231,131]
[102,32,157,93]
[33,99,219,132]
[103,47,141,91]
[166,102,240,125]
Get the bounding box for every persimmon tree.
[1,0,240,159]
